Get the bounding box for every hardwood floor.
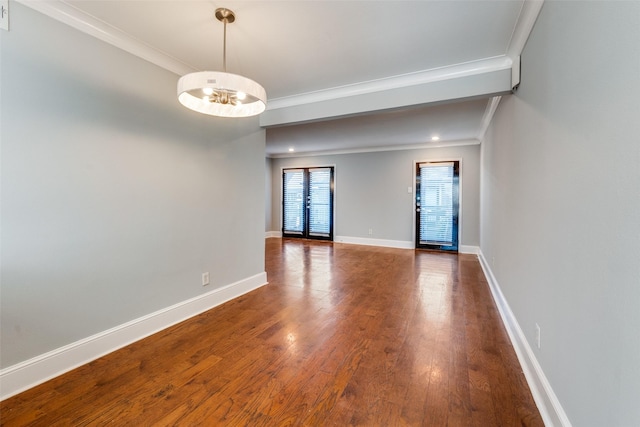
[0,238,544,426]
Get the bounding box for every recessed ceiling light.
[431,136,440,141]
[288,147,295,152]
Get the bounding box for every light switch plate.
[1,0,8,31]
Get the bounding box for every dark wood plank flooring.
[0,238,543,426]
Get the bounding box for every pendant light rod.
[223,17,227,72]
[215,8,235,73]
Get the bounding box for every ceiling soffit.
[16,0,544,128]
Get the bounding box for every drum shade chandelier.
[177,8,267,118]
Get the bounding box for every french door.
[415,161,459,252]
[282,167,334,240]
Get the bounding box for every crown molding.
[16,0,195,76]
[17,0,540,121]
[266,56,512,111]
[507,0,545,60]
[267,139,480,159]
[478,96,502,142]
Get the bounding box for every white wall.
[481,2,640,426]
[269,144,480,248]
[1,4,266,368]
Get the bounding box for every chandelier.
[177,8,267,118]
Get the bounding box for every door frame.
[412,158,463,251]
[280,165,336,241]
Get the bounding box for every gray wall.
[481,2,640,426]
[1,4,266,368]
[269,145,480,247]
[265,157,273,232]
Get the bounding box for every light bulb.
[236,91,247,100]
[203,87,214,96]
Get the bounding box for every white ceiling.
[267,98,489,156]
[20,0,542,156]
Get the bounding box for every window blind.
[419,163,454,245]
[308,168,331,236]
[283,169,304,233]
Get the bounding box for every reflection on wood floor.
[0,238,543,426]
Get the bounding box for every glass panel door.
[308,168,332,237]
[415,161,459,251]
[283,169,305,235]
[283,167,334,240]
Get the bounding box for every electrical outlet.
[368,228,373,236]
[202,272,210,286]
[535,323,541,349]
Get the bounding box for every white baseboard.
[265,231,282,238]
[334,236,414,249]
[459,245,479,254]
[477,250,571,427]
[0,272,268,401]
